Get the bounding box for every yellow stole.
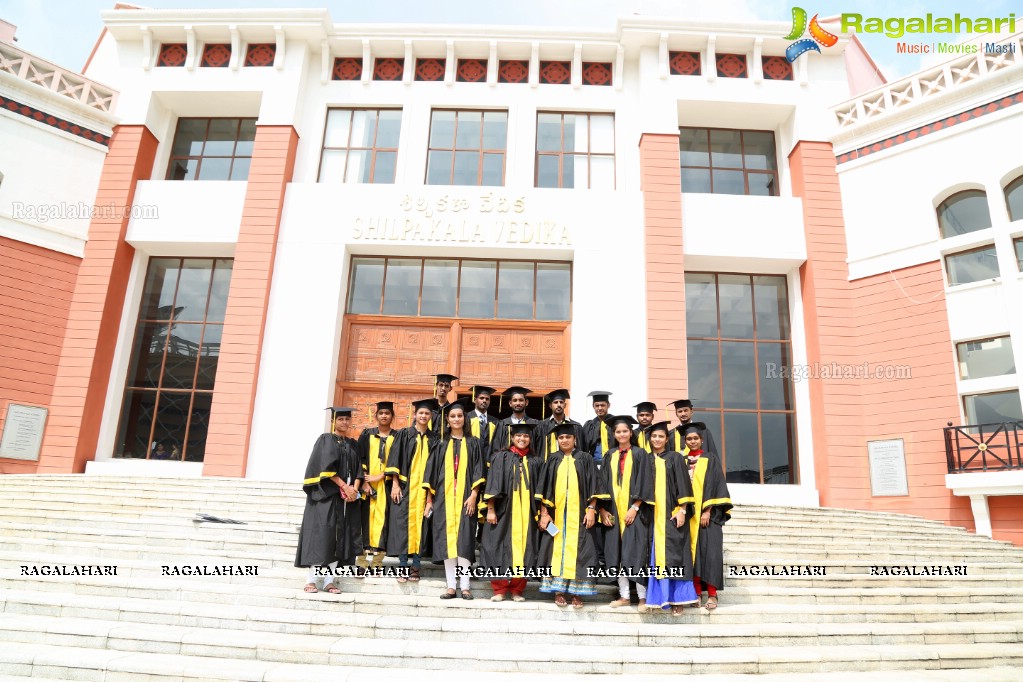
[600,421,609,455]
[608,448,634,539]
[407,431,430,554]
[470,418,497,443]
[637,430,651,453]
[551,454,581,579]
[442,438,469,559]
[366,433,393,547]
[686,453,708,559]
[674,430,683,452]
[510,455,531,568]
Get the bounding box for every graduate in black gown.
[295,407,363,594]
[599,415,654,610]
[669,399,720,456]
[682,423,732,609]
[581,390,613,465]
[385,397,438,582]
[356,401,396,575]
[536,422,609,609]
[644,421,699,616]
[466,385,498,465]
[429,373,458,437]
[534,389,585,461]
[490,386,539,454]
[481,423,544,602]
[632,401,657,453]
[424,399,486,600]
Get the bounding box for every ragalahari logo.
[784,7,839,62]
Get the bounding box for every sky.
[0,0,1018,81]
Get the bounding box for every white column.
[969,494,992,537]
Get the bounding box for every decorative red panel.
[333,57,363,81]
[373,57,405,81]
[498,60,528,83]
[339,389,424,437]
[344,323,450,384]
[460,328,564,391]
[157,43,187,67]
[456,58,487,83]
[415,58,445,81]
[539,61,571,85]
[762,56,793,81]
[201,44,231,68]
[581,62,612,86]
[244,43,276,67]
[669,51,701,76]
[716,53,748,78]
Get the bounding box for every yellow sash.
[367,433,393,547]
[407,432,430,554]
[511,456,531,568]
[442,439,469,559]
[551,454,580,579]
[609,449,634,539]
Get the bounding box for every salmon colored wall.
[34,125,158,474]
[790,140,974,532]
[989,496,1023,545]
[202,125,299,478]
[639,133,688,411]
[0,238,80,474]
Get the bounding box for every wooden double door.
[336,315,570,437]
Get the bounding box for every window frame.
[165,117,256,182]
[678,127,779,197]
[317,107,403,184]
[944,243,1000,287]
[956,335,1017,380]
[425,109,508,186]
[936,189,993,239]
[534,111,616,190]
[1006,176,1023,223]
[1014,237,1023,272]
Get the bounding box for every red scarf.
[687,448,704,470]
[617,447,629,477]
[511,445,530,458]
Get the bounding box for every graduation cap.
[470,385,496,400]
[326,406,354,418]
[552,422,578,438]
[445,396,473,414]
[545,389,570,402]
[508,423,534,437]
[435,373,458,385]
[411,398,439,412]
[682,421,707,435]
[607,414,638,428]
[633,401,657,414]
[647,420,671,435]
[671,399,694,409]
[499,386,531,413]
[587,390,612,402]
[374,401,395,412]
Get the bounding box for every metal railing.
[944,421,1023,473]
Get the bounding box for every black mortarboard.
[375,401,395,412]
[671,399,694,409]
[648,420,671,435]
[545,388,570,402]
[470,385,496,399]
[502,386,531,400]
[326,406,354,417]
[607,414,638,427]
[435,373,458,384]
[552,422,578,437]
[445,396,473,413]
[587,390,612,402]
[682,421,707,435]
[411,398,439,412]
[633,401,657,414]
[509,423,534,437]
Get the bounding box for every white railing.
[0,40,118,113]
[832,32,1023,129]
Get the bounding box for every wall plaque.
[0,403,48,461]
[868,438,909,497]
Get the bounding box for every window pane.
[536,263,571,320]
[204,119,240,156]
[718,274,754,339]
[589,114,614,154]
[537,114,562,151]
[235,119,256,156]
[453,151,480,185]
[376,110,402,148]
[761,413,795,484]
[723,411,759,483]
[382,258,422,316]
[938,191,992,238]
[497,262,534,319]
[426,150,452,185]
[161,322,202,389]
[194,324,222,391]
[174,259,214,322]
[721,341,757,409]
[680,168,712,193]
[420,260,458,317]
[590,156,614,190]
[459,260,496,318]
[482,111,507,150]
[348,258,384,314]
[197,157,232,181]
[946,246,999,286]
[686,339,721,408]
[747,172,776,196]
[712,169,745,195]
[350,110,374,147]
[319,149,346,183]
[346,150,371,183]
[167,158,198,181]
[171,119,207,156]
[229,157,251,181]
[572,154,586,189]
[127,322,169,388]
[455,111,482,148]
[140,258,181,319]
[964,390,1023,425]
[567,114,587,153]
[115,390,156,458]
[324,109,353,148]
[679,128,709,166]
[205,260,233,323]
[957,336,1016,380]
[699,412,723,458]
[183,393,213,462]
[150,391,192,462]
[753,275,789,340]
[710,129,742,168]
[1007,178,1023,222]
[742,131,776,170]
[684,273,717,338]
[1016,238,1023,272]
[373,151,397,183]
[537,155,560,188]
[482,153,504,186]
[429,111,456,148]
[757,342,793,410]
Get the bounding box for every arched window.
[1005,176,1023,223]
[936,190,992,239]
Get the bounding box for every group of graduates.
[295,374,732,614]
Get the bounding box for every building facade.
[0,8,1021,544]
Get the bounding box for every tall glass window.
[318,109,401,184]
[166,118,256,181]
[115,258,233,461]
[964,390,1023,425]
[679,128,778,196]
[535,112,615,189]
[945,245,999,286]
[956,337,1016,380]
[685,272,796,484]
[426,110,507,186]
[936,190,992,238]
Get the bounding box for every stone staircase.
[1,474,1022,681]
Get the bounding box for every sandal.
[705,596,718,610]
[396,574,408,584]
[608,598,630,608]
[303,583,319,593]
[440,589,458,600]
[671,605,684,617]
[323,584,341,594]
[571,596,584,609]
[461,590,474,600]
[554,593,568,607]
[409,568,421,582]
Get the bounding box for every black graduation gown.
[600,446,654,582]
[670,421,720,457]
[633,426,653,453]
[423,435,485,561]
[534,417,585,460]
[687,452,733,589]
[357,427,396,552]
[649,451,696,580]
[479,449,544,572]
[535,449,609,581]
[430,402,455,437]
[467,412,498,465]
[490,416,539,454]
[384,426,435,557]
[295,433,362,567]
[581,416,613,461]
